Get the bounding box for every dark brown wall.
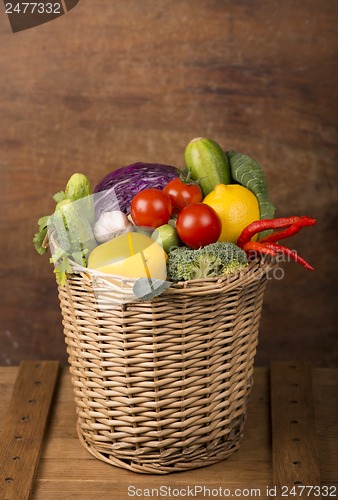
[1,1,337,367]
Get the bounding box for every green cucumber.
[184,137,231,197]
[65,172,94,226]
[65,173,92,201]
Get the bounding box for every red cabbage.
[94,162,179,218]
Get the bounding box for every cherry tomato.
[176,203,221,249]
[130,188,172,228]
[163,178,202,211]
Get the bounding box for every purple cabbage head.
[93,162,180,219]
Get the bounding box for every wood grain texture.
[0,361,59,500]
[1,366,337,499]
[0,1,337,366]
[270,361,321,498]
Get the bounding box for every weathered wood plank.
[270,361,322,498]
[0,361,59,500]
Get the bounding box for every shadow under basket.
[57,257,274,474]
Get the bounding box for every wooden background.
[0,0,337,367]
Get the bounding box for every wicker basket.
[57,257,274,474]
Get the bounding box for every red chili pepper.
[259,216,316,244]
[237,216,316,271]
[237,216,316,248]
[242,241,276,257]
[263,242,314,271]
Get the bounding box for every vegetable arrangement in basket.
[34,137,316,293]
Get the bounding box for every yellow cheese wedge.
[88,231,167,280]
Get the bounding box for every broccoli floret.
[167,242,248,281]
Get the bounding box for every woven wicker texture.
[58,258,274,474]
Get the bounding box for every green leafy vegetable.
[226,151,275,224]
[49,248,73,286]
[33,216,50,255]
[49,197,96,284]
[33,172,95,285]
[53,191,66,203]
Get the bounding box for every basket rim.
[64,256,276,298]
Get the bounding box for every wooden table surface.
[0,364,337,500]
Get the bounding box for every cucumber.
[65,173,92,201]
[65,172,94,226]
[184,137,231,197]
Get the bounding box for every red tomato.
[176,203,221,249]
[130,188,172,228]
[163,178,202,211]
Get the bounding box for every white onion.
[93,210,132,243]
